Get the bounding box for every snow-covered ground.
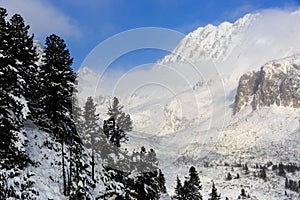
[76,9,300,199]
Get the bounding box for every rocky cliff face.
[235,53,300,113]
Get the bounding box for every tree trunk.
[92,150,95,181]
[61,136,66,196]
[68,147,72,194]
[76,145,79,184]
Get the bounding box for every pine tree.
[83,96,102,181]
[240,188,246,197]
[36,34,77,135]
[208,182,221,200]
[0,7,29,169]
[226,172,232,180]
[37,34,78,195]
[122,147,163,200]
[104,97,133,147]
[70,96,89,195]
[157,169,167,194]
[174,176,183,200]
[7,14,38,104]
[182,166,202,200]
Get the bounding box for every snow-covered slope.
[76,9,300,199]
[159,14,258,64]
[16,121,106,199]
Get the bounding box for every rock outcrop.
[235,53,300,113]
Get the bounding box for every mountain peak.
[159,13,259,65]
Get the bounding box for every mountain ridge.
[159,13,259,64]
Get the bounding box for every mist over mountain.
[79,8,300,135]
[77,8,300,199]
[2,5,300,199]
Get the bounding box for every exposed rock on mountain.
[235,53,300,113]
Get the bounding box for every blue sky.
[2,0,300,70]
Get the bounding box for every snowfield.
[76,8,300,199]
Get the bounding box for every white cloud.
[1,0,81,40]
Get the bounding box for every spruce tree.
[36,34,77,135]
[135,170,160,200]
[240,188,247,197]
[104,97,133,147]
[157,169,167,194]
[226,172,232,180]
[70,96,89,195]
[182,166,202,200]
[37,34,78,195]
[174,176,183,200]
[208,182,221,200]
[7,14,38,104]
[124,147,163,200]
[0,7,29,169]
[83,96,101,181]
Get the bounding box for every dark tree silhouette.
[208,182,221,200]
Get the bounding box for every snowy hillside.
[77,9,300,199]
[4,5,300,199]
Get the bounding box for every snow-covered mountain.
[79,8,300,135]
[77,8,300,199]
[159,13,258,64]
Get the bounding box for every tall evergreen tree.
[83,96,102,181]
[0,8,29,169]
[157,169,167,194]
[37,34,78,195]
[182,166,202,200]
[70,96,90,195]
[208,182,221,200]
[174,176,183,200]
[103,117,125,147]
[135,170,160,200]
[7,14,38,104]
[104,97,133,147]
[36,34,76,134]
